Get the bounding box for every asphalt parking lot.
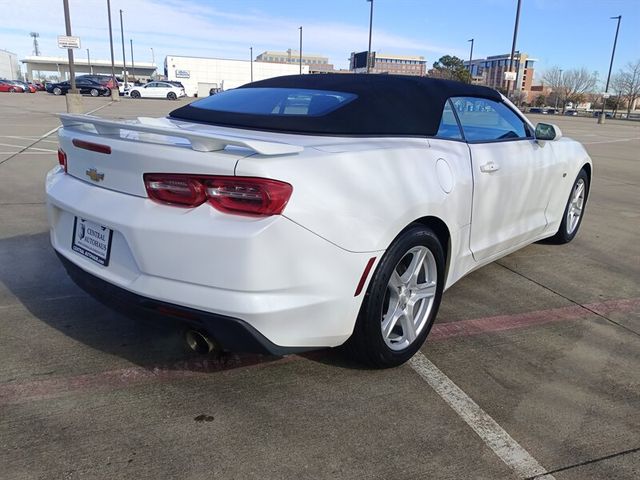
[1,93,638,480]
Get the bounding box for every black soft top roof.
[169,74,502,137]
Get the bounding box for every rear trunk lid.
[58,114,303,197]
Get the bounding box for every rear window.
[189,87,357,116]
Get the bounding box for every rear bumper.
[57,253,305,355]
[46,167,377,349]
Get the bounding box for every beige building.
[255,50,333,73]
[350,51,427,76]
[464,52,536,92]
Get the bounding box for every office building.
[350,51,427,76]
[256,50,333,73]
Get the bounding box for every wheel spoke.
[389,270,403,289]
[382,306,403,339]
[412,282,437,301]
[401,312,417,343]
[406,248,427,287]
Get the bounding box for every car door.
[156,82,172,98]
[142,82,158,98]
[452,96,558,261]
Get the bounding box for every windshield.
[189,87,357,116]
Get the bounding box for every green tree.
[534,95,546,107]
[430,55,471,83]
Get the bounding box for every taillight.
[143,175,206,207]
[57,148,67,173]
[143,174,292,216]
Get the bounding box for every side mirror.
[535,123,562,141]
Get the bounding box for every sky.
[2,0,639,84]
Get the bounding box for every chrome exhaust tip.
[185,330,217,354]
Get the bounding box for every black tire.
[167,91,177,100]
[53,87,62,96]
[130,90,140,99]
[90,88,99,97]
[548,169,589,244]
[103,88,111,97]
[8,87,15,93]
[345,224,445,368]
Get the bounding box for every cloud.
[1,0,458,70]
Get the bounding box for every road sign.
[503,71,517,81]
[58,35,81,49]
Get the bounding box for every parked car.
[32,81,46,91]
[564,110,578,116]
[46,78,109,96]
[75,74,118,95]
[546,108,558,115]
[48,75,592,367]
[13,80,36,93]
[0,79,24,92]
[528,107,546,114]
[126,81,185,100]
[593,111,613,119]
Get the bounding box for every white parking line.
[583,137,640,145]
[409,352,556,480]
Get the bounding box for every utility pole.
[250,46,253,82]
[87,48,92,74]
[506,0,522,98]
[119,9,127,88]
[366,0,374,73]
[467,38,474,73]
[299,26,303,74]
[599,15,622,124]
[130,39,135,83]
[106,0,119,100]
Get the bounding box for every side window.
[435,99,463,140]
[451,97,531,142]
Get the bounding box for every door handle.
[480,162,500,173]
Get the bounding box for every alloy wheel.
[566,178,585,235]
[381,246,438,351]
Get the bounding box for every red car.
[0,80,24,93]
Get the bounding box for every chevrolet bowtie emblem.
[86,168,105,182]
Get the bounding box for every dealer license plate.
[71,217,113,266]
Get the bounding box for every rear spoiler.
[58,113,303,156]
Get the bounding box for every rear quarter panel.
[235,137,474,261]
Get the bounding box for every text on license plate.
[71,217,113,266]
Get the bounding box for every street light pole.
[130,39,135,83]
[119,9,127,89]
[467,38,474,73]
[366,0,374,73]
[599,15,622,124]
[62,0,76,92]
[554,68,562,110]
[506,0,522,98]
[250,46,253,82]
[106,0,119,100]
[299,26,303,74]
[87,48,91,74]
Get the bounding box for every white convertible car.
[46,75,591,367]
[126,81,186,100]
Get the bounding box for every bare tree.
[542,66,598,112]
[618,60,640,116]
[610,73,626,117]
